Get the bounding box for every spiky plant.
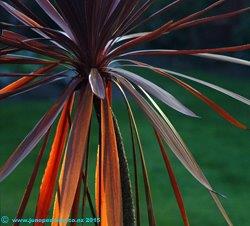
[0,1,249,225]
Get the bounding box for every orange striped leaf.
[0,64,57,95]
[58,85,93,224]
[35,95,74,220]
[95,96,123,226]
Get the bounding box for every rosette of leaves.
[0,1,249,226]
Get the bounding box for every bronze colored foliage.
[0,1,249,225]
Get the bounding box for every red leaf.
[121,44,250,57]
[95,95,123,226]
[35,95,74,220]
[70,174,82,226]
[58,84,93,223]
[0,79,80,182]
[0,64,57,95]
[15,130,51,224]
[155,131,190,226]
[119,60,247,129]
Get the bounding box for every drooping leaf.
[124,77,232,225]
[113,75,214,191]
[0,30,70,61]
[155,131,190,226]
[112,68,198,117]
[141,87,233,226]
[0,63,57,95]
[0,55,56,65]
[95,95,123,226]
[0,70,68,101]
[0,78,80,182]
[15,130,51,223]
[114,81,156,226]
[0,1,249,225]
[193,53,250,67]
[115,60,247,129]
[163,69,250,106]
[35,95,74,219]
[0,1,66,49]
[114,59,250,105]
[59,84,93,223]
[121,44,250,57]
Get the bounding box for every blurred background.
[0,0,250,225]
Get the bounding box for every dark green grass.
[0,69,249,225]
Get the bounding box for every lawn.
[0,69,249,225]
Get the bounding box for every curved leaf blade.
[59,85,93,223]
[89,68,105,99]
[164,69,250,106]
[113,75,213,191]
[35,0,75,42]
[111,68,198,117]
[155,131,190,226]
[0,79,79,182]
[96,96,123,226]
[115,60,248,129]
[35,95,74,219]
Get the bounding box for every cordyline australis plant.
[0,0,249,225]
